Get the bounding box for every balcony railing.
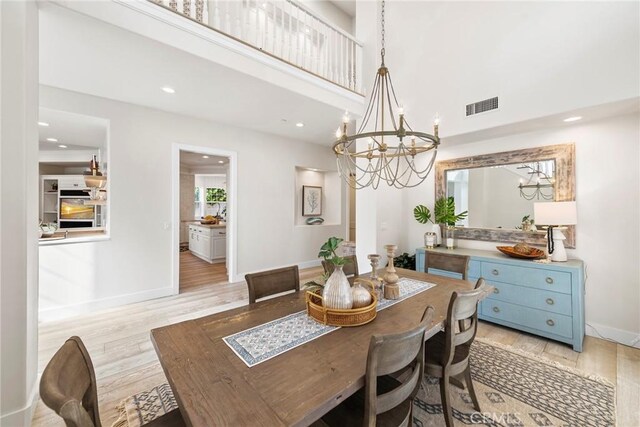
[150,0,363,93]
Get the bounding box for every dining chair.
[424,278,487,427]
[425,252,470,280]
[40,336,185,427]
[321,306,434,427]
[322,255,359,278]
[245,265,300,304]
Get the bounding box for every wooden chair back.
[425,252,470,280]
[363,306,434,426]
[39,336,101,427]
[245,265,300,304]
[441,279,487,370]
[321,255,359,278]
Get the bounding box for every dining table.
[150,268,484,427]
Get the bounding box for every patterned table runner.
[224,278,436,367]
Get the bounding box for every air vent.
[466,97,499,116]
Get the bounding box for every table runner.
[223,278,436,367]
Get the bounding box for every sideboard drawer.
[488,282,572,315]
[482,300,573,339]
[481,262,572,294]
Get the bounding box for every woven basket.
[306,279,377,327]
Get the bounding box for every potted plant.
[414,197,468,246]
[316,237,353,309]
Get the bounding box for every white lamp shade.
[534,201,577,226]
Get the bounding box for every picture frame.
[302,185,322,216]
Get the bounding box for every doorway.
[172,144,237,294]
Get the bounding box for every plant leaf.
[413,205,432,224]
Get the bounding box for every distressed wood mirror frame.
[435,143,576,248]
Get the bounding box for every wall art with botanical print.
[302,186,322,216]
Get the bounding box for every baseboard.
[586,322,640,348]
[38,286,176,323]
[0,381,38,426]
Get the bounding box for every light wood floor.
[33,267,639,426]
[179,251,228,291]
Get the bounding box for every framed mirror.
[435,143,576,247]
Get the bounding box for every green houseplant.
[414,197,468,246]
[306,237,353,309]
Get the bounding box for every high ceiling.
[180,151,228,167]
[39,4,355,146]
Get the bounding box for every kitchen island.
[188,223,226,263]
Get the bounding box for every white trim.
[586,322,640,348]
[38,286,175,323]
[172,143,238,292]
[0,382,39,426]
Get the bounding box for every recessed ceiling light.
[218,160,224,164]
[161,86,176,94]
[296,122,304,127]
[38,121,49,127]
[46,138,58,142]
[563,116,582,122]
[202,155,210,159]
[58,145,67,149]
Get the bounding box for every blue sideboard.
[416,247,585,352]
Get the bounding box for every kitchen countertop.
[189,222,227,229]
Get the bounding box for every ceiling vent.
[466,97,499,116]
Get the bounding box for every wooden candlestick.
[383,244,400,300]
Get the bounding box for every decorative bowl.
[306,279,377,327]
[496,245,546,259]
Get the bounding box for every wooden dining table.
[151,268,481,427]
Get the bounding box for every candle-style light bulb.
[433,113,441,126]
[368,138,374,150]
[335,127,342,139]
[342,111,350,124]
[398,106,404,116]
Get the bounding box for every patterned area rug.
[113,340,615,427]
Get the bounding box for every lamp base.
[548,228,568,262]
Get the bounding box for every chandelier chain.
[380,0,386,62]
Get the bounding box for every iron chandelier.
[333,0,440,189]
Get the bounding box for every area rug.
[113,340,615,427]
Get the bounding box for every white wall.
[383,1,639,138]
[299,0,354,34]
[402,113,640,345]
[0,2,40,425]
[38,85,346,320]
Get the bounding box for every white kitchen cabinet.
[188,224,226,264]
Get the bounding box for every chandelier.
[517,162,555,200]
[333,0,439,189]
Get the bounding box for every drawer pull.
[492,306,500,313]
[546,298,555,305]
[546,319,555,327]
[546,277,554,284]
[491,269,499,276]
[493,288,500,294]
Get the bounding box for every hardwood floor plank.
[617,344,640,427]
[575,336,617,384]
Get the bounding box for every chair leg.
[464,367,481,412]
[449,376,465,390]
[439,377,454,427]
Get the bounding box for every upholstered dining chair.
[424,279,487,427]
[40,336,185,427]
[321,306,435,427]
[425,252,470,280]
[245,265,300,304]
[322,255,359,278]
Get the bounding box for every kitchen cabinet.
[188,224,226,264]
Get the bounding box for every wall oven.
[59,189,95,229]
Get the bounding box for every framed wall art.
[302,185,322,216]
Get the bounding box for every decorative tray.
[496,246,546,259]
[306,279,378,327]
[199,220,217,225]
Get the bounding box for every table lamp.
[533,201,577,262]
